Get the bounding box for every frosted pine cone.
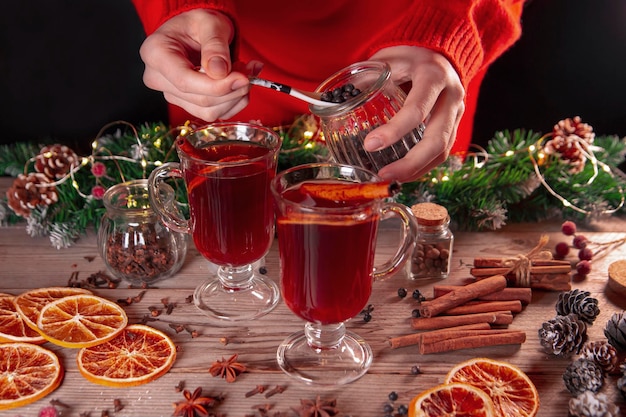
[563,358,604,395]
[580,341,618,374]
[539,314,588,357]
[543,116,595,174]
[556,289,600,324]
[604,311,626,352]
[6,173,58,217]
[34,144,78,179]
[568,391,620,417]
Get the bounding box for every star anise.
[208,354,246,383]
[292,396,339,417]
[172,387,216,417]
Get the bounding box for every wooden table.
[1,177,625,416]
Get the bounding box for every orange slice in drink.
[444,358,539,417]
[0,342,64,410]
[0,297,45,344]
[36,294,128,348]
[76,324,176,387]
[15,287,92,333]
[409,382,497,417]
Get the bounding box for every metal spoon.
[248,77,335,107]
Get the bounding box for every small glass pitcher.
[310,61,425,173]
[97,179,187,285]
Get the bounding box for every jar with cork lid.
[407,202,453,280]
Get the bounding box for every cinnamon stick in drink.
[416,275,508,318]
[433,285,532,305]
[299,180,400,201]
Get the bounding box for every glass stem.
[304,322,346,350]
[217,265,254,290]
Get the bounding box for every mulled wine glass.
[148,122,282,322]
[271,163,418,385]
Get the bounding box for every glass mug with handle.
[271,162,418,385]
[148,122,282,322]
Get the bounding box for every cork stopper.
[608,260,626,297]
[410,202,449,226]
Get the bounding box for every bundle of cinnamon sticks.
[388,275,530,354]
[470,257,572,291]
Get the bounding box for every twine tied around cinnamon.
[501,235,552,287]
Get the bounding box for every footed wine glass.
[148,122,282,322]
[271,163,417,385]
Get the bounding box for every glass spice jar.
[310,61,425,173]
[407,203,454,280]
[97,179,187,285]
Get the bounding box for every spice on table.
[432,285,532,305]
[292,395,339,417]
[420,330,526,354]
[208,354,246,383]
[245,385,267,398]
[264,385,287,398]
[411,311,513,330]
[388,323,491,349]
[416,275,508,318]
[172,387,217,417]
[441,300,523,315]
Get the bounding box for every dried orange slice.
[0,342,64,410]
[444,358,539,417]
[76,324,176,387]
[409,382,497,417]
[0,297,45,344]
[15,287,92,333]
[36,294,128,348]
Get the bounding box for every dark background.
[1,1,625,153]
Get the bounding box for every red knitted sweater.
[131,0,524,154]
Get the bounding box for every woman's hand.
[366,46,465,182]
[138,9,261,121]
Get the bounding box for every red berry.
[561,220,577,236]
[576,260,592,276]
[554,242,570,258]
[572,235,588,249]
[578,247,593,261]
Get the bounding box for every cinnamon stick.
[433,285,532,305]
[473,272,571,291]
[411,311,513,330]
[473,257,570,268]
[470,265,571,277]
[442,300,523,315]
[419,330,526,354]
[388,323,491,349]
[416,275,507,318]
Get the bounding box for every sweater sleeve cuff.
[368,1,522,86]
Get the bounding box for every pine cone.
[539,314,588,357]
[604,311,626,352]
[568,391,620,417]
[556,289,600,324]
[563,358,604,395]
[618,374,626,399]
[5,173,58,217]
[543,116,595,174]
[34,144,79,180]
[580,340,618,374]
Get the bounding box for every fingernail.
[364,137,384,152]
[207,57,228,77]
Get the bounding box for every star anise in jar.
[292,396,339,417]
[208,353,246,383]
[172,387,216,417]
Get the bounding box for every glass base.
[193,265,279,322]
[277,325,373,385]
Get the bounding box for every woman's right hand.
[138,9,261,121]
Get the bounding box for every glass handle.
[373,203,418,281]
[147,162,190,234]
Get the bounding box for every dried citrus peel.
[299,180,399,201]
